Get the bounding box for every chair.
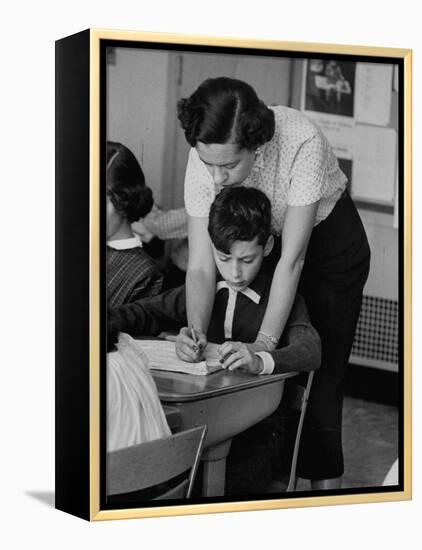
[225,371,315,496]
[107,425,207,500]
[283,371,315,492]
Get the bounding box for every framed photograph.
[55,29,412,521]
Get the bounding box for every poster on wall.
[301,59,396,208]
[302,58,356,117]
[301,59,356,192]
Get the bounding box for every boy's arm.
[129,271,164,303]
[263,294,321,374]
[109,285,187,337]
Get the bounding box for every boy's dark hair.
[208,187,272,254]
[177,77,275,151]
[106,141,153,223]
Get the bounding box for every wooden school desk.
[153,369,296,497]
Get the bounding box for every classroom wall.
[106,47,170,205]
[360,210,398,300]
[107,49,292,209]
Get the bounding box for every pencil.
[190,323,198,344]
[190,323,199,352]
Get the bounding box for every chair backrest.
[282,374,313,412]
[282,371,314,492]
[107,425,207,500]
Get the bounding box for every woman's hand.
[218,341,263,374]
[175,326,208,363]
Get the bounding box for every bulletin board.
[291,59,399,215]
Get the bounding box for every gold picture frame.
[55,28,412,521]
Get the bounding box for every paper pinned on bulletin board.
[352,126,396,204]
[354,63,393,126]
[305,114,355,156]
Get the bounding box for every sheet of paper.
[136,340,222,375]
[355,63,393,126]
[305,112,355,156]
[351,126,397,203]
[302,114,354,191]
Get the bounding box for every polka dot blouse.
[184,106,347,235]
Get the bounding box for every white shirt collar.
[107,234,143,250]
[216,280,261,339]
[216,280,261,304]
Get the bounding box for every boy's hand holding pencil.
[175,325,208,363]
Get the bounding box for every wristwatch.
[257,331,279,350]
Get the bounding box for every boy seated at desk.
[109,187,321,495]
[109,187,321,376]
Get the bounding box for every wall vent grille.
[350,295,399,369]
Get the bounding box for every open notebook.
[135,340,223,375]
[137,340,223,375]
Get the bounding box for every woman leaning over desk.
[176,77,370,490]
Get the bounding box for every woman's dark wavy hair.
[177,77,275,151]
[208,187,272,254]
[106,141,153,223]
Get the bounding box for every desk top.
[153,369,296,402]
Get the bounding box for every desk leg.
[201,439,232,497]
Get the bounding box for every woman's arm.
[256,201,319,350]
[176,215,216,361]
[269,293,321,373]
[186,215,216,330]
[258,127,330,347]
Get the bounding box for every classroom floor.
[341,395,399,488]
[224,394,399,495]
[294,395,399,491]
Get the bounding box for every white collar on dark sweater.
[107,234,143,250]
[215,280,261,304]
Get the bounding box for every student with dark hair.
[176,77,370,490]
[109,187,321,377]
[207,185,271,253]
[106,141,163,307]
[107,141,154,222]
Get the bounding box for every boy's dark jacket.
[109,261,321,374]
